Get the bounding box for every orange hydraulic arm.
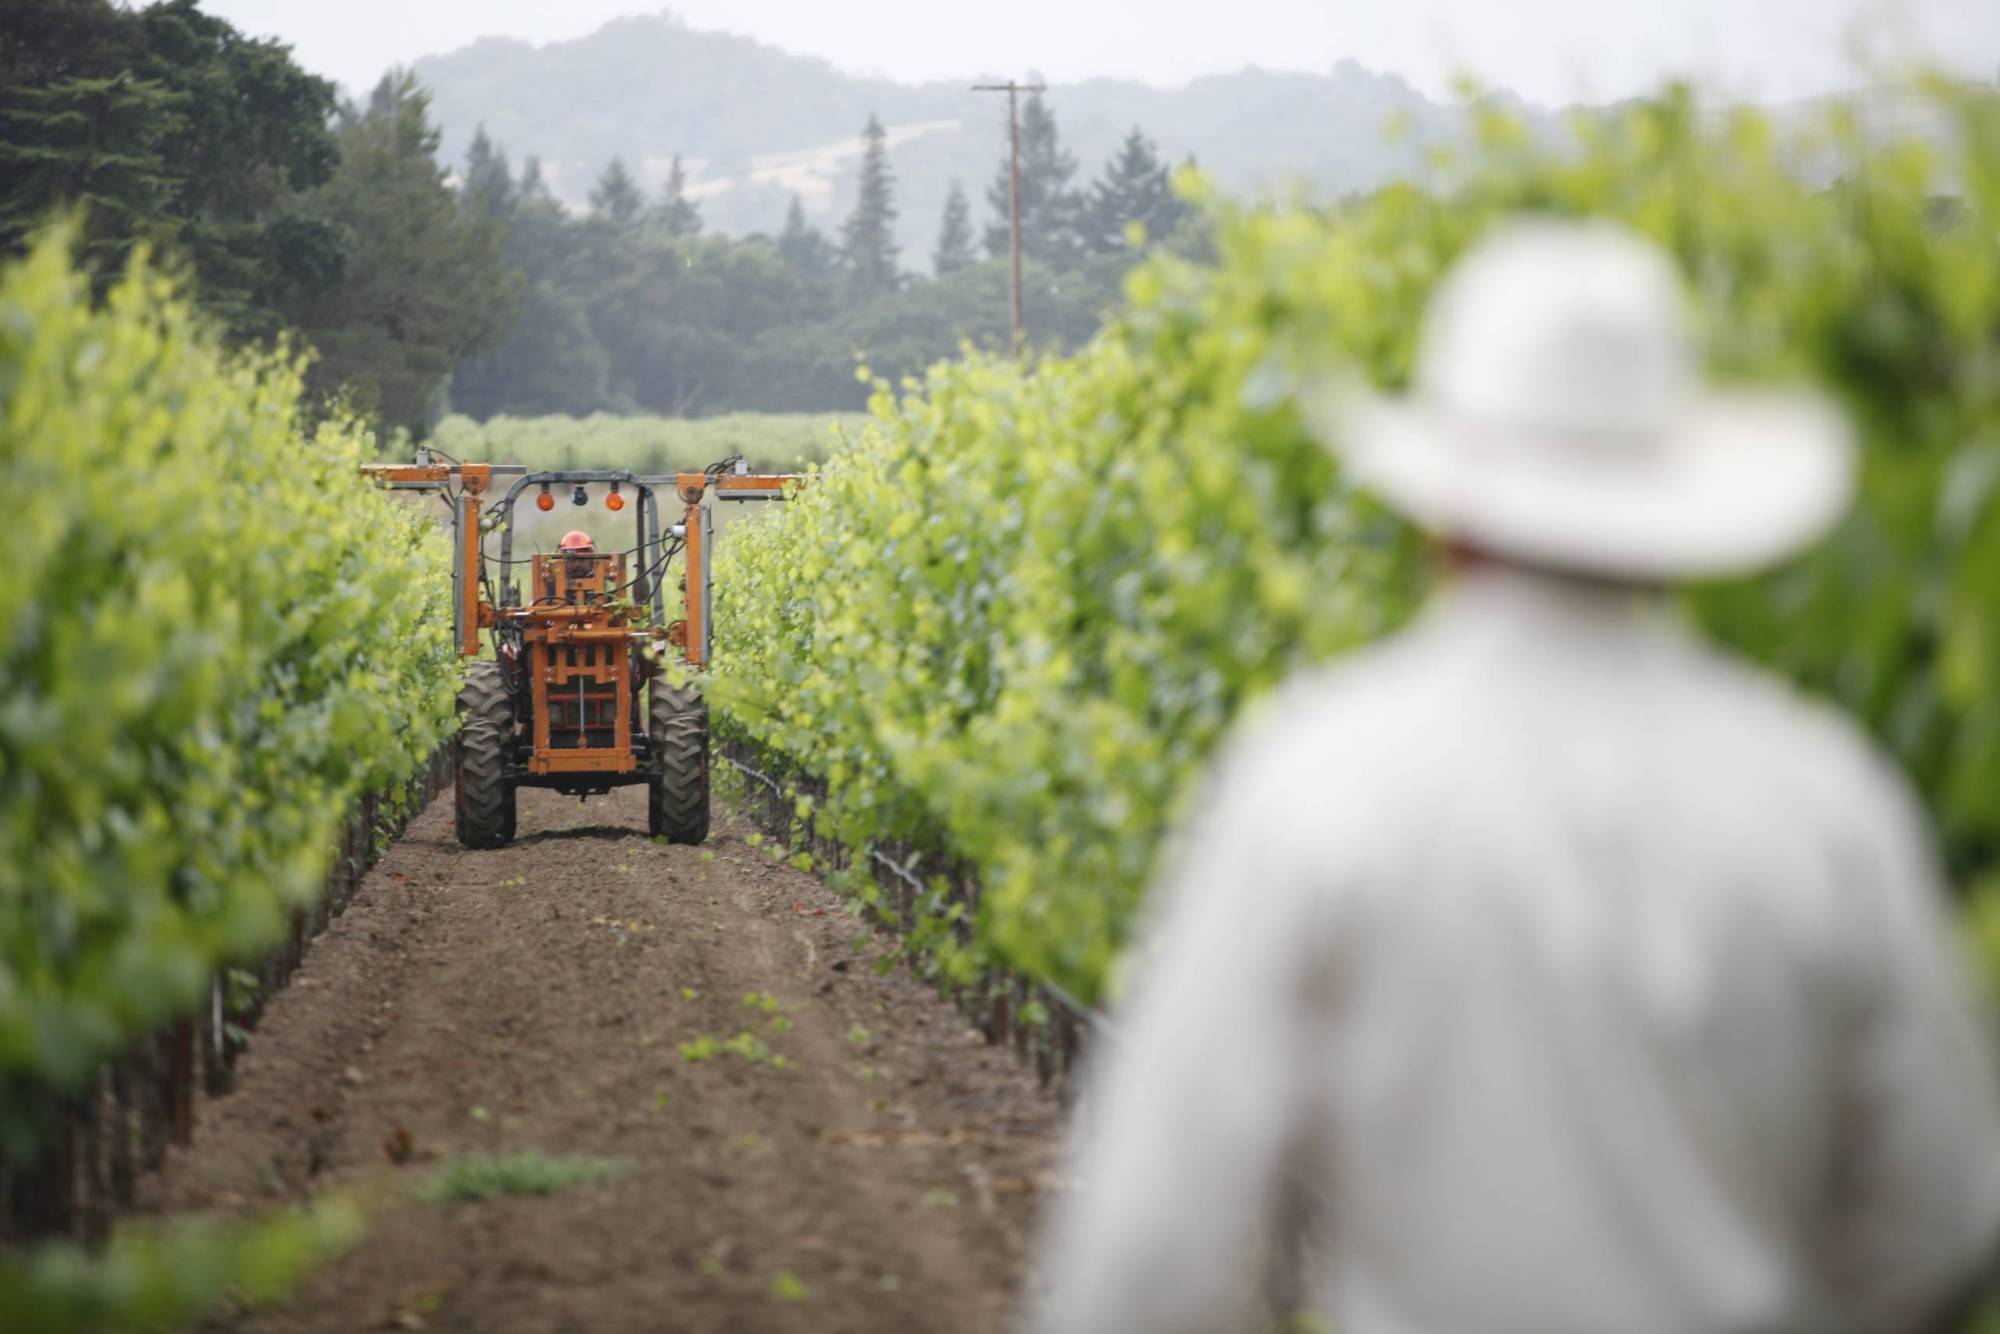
[670,469,799,668]
[360,461,506,658]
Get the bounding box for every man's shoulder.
[1201,634,1451,820]
[1215,621,1915,832]
[1675,638,1913,810]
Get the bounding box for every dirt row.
[145,785,1065,1333]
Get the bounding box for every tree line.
[0,0,516,436]
[0,0,1196,431]
[452,97,1195,418]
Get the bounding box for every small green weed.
[680,1031,774,1065]
[417,1151,629,1203]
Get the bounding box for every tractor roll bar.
[497,470,667,626]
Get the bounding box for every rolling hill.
[410,11,1538,270]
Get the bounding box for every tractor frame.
[362,453,798,848]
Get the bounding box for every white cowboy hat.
[1302,219,1854,580]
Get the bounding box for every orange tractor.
[363,453,797,848]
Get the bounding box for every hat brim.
[1304,384,1855,581]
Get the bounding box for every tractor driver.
[559,529,596,589]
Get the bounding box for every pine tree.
[983,92,1084,268]
[1082,127,1185,255]
[461,125,515,222]
[839,115,899,300]
[932,179,974,276]
[0,74,183,276]
[653,153,701,236]
[777,195,813,264]
[295,71,518,433]
[778,195,836,275]
[519,155,550,201]
[589,157,644,227]
[0,0,343,335]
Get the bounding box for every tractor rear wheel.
[649,679,709,844]
[456,659,516,849]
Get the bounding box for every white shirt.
[1034,566,2000,1334]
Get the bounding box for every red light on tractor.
[535,489,555,511]
[606,487,625,512]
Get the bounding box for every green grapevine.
[0,230,459,1144]
[710,80,2000,1003]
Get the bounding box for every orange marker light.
[606,491,625,512]
[535,492,555,511]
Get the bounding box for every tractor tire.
[649,679,709,844]
[456,659,516,849]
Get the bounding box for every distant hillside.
[411,12,1538,269]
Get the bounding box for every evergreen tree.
[452,278,611,417]
[839,116,900,300]
[0,74,183,276]
[932,179,974,276]
[777,193,840,316]
[461,126,515,222]
[983,92,1085,268]
[519,155,550,201]
[294,71,517,434]
[589,157,644,228]
[451,131,612,418]
[652,153,702,236]
[0,0,344,338]
[1082,127,1186,255]
[777,195,822,268]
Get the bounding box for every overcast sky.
[203,0,1999,106]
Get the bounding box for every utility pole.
[973,80,1044,356]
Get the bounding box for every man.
[1032,221,2000,1334]
[558,528,595,585]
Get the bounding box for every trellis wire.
[1,746,455,1246]
[718,743,1106,1096]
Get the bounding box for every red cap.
[559,530,594,552]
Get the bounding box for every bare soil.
[146,786,1062,1333]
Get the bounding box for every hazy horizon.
[202,0,1999,108]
